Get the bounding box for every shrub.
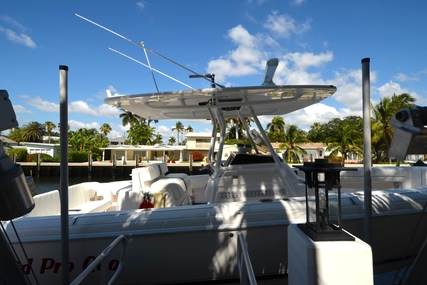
[191,151,205,161]
[7,148,28,162]
[68,150,91,162]
[29,153,53,162]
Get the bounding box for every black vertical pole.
[59,65,70,285]
[362,58,372,245]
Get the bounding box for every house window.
[134,151,146,157]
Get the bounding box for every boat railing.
[237,232,257,285]
[70,235,127,285]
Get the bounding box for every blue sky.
[1,0,427,143]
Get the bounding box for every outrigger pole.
[108,48,193,89]
[141,41,159,92]
[75,13,225,88]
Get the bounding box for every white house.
[21,142,61,157]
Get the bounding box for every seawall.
[19,161,204,178]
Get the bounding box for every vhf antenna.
[189,73,218,88]
[75,13,225,88]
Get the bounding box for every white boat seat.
[25,182,113,217]
[150,176,191,206]
[26,190,61,217]
[130,163,192,206]
[67,182,112,213]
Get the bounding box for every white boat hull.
[4,185,427,284]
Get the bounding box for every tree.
[307,122,322,142]
[148,119,159,126]
[8,127,24,144]
[100,123,112,137]
[22,121,44,142]
[126,123,156,145]
[266,116,286,142]
[267,116,285,134]
[153,133,163,144]
[225,117,253,139]
[186,125,194,133]
[168,136,176,146]
[372,93,416,162]
[119,110,139,127]
[325,124,363,166]
[44,121,56,143]
[279,125,308,163]
[172,121,185,145]
[68,128,109,156]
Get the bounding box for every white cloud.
[394,73,419,82]
[207,25,262,82]
[285,102,342,128]
[206,13,317,83]
[12,104,32,114]
[376,81,422,105]
[271,51,334,85]
[283,51,333,70]
[378,81,407,98]
[291,0,306,5]
[68,120,101,130]
[27,97,59,112]
[136,2,145,10]
[0,26,36,48]
[26,96,122,118]
[69,101,98,115]
[263,11,311,39]
[1,15,27,31]
[98,104,122,118]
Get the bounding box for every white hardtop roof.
[105,85,337,120]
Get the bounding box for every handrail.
[237,233,257,285]
[70,235,127,285]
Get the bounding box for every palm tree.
[148,119,159,126]
[267,116,285,134]
[372,93,415,162]
[22,121,44,142]
[186,125,194,133]
[168,136,176,146]
[172,121,185,145]
[153,133,163,144]
[325,124,363,166]
[43,121,56,143]
[119,110,139,127]
[127,124,156,145]
[307,122,322,142]
[279,125,308,163]
[100,123,112,137]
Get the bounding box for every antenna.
[141,41,159,92]
[109,48,193,89]
[75,13,225,88]
[189,73,220,88]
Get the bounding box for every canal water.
[32,176,128,194]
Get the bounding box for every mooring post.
[112,154,116,179]
[88,154,92,179]
[189,154,193,175]
[135,154,139,168]
[36,153,41,178]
